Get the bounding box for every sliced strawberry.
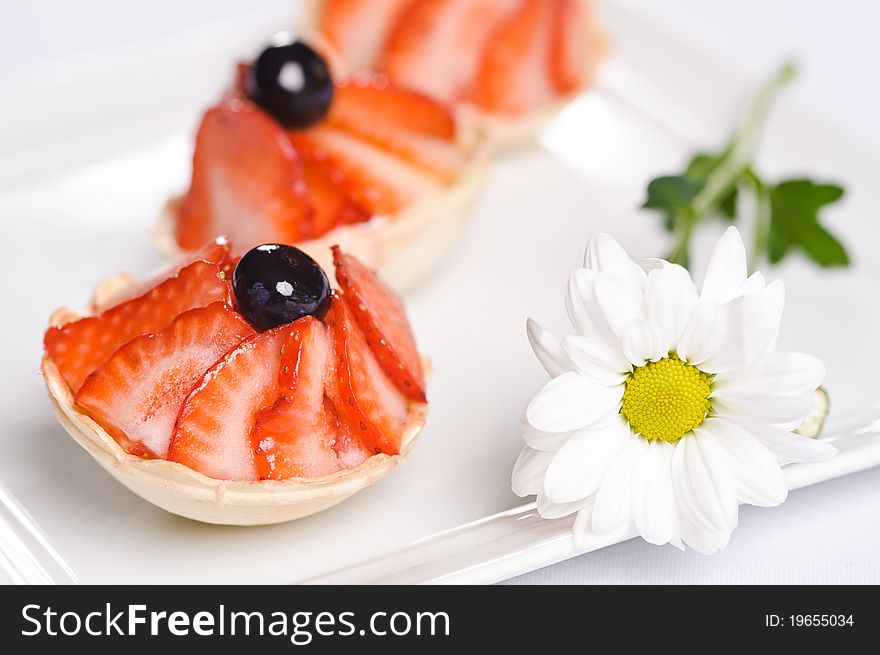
[329,78,456,140]
[175,100,313,254]
[332,247,425,401]
[75,303,255,458]
[91,238,232,312]
[301,154,370,238]
[326,78,465,183]
[472,0,557,114]
[255,316,369,479]
[288,126,441,215]
[319,0,415,71]
[380,0,519,103]
[168,327,289,481]
[550,0,592,93]
[324,296,410,456]
[44,259,232,392]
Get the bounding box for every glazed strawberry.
[301,155,369,237]
[380,0,519,104]
[328,78,456,140]
[319,0,415,71]
[75,303,255,458]
[91,238,231,312]
[325,296,410,456]
[326,79,465,183]
[255,316,370,479]
[175,100,313,254]
[332,247,425,401]
[168,327,289,481]
[473,0,556,114]
[288,126,441,215]
[44,259,232,392]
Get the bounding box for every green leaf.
[685,152,738,219]
[767,179,848,267]
[642,175,701,231]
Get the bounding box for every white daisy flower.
[512,227,837,554]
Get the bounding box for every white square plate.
[2,1,879,584]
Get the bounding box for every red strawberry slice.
[324,296,410,456]
[550,0,594,93]
[168,326,290,481]
[301,155,370,238]
[175,100,313,254]
[288,126,441,215]
[326,78,465,183]
[319,0,415,71]
[472,0,557,114]
[254,316,370,479]
[329,78,456,140]
[75,303,255,459]
[44,259,233,392]
[332,247,425,401]
[380,0,519,104]
[91,238,232,312]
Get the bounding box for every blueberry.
[246,40,333,129]
[233,245,331,331]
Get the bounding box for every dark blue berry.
[246,41,333,129]
[233,245,331,331]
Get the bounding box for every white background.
[2,0,878,584]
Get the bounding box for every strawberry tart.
[303,0,607,148]
[42,239,428,525]
[159,39,488,291]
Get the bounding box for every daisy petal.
[631,440,678,545]
[583,233,646,288]
[672,433,737,532]
[715,352,825,397]
[738,271,766,296]
[712,389,816,427]
[620,318,666,366]
[511,447,554,496]
[526,318,573,378]
[680,516,733,555]
[565,269,621,353]
[645,262,698,352]
[519,413,571,451]
[701,226,748,302]
[699,291,783,373]
[526,372,622,433]
[563,334,631,386]
[701,418,787,507]
[593,274,645,339]
[677,300,723,365]
[763,279,785,351]
[536,492,589,519]
[526,318,574,378]
[591,432,648,534]
[544,418,629,503]
[734,418,837,465]
[573,498,632,548]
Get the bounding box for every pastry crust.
[43,271,429,526]
[43,355,427,525]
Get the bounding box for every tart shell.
[42,342,428,526]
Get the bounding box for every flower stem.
[670,63,796,267]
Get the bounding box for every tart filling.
[166,39,482,258]
[43,239,427,483]
[307,0,607,145]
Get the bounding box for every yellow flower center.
[620,355,713,443]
